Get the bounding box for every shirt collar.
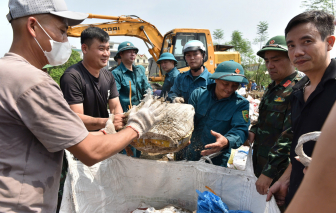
[166,67,178,77]
[293,59,336,90]
[270,71,298,89]
[187,66,209,80]
[120,62,135,74]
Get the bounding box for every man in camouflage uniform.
[246,35,301,196]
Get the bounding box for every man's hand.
[256,174,273,195]
[243,131,255,146]
[113,113,125,130]
[126,99,166,138]
[266,180,289,206]
[173,97,184,103]
[201,130,229,156]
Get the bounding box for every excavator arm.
[67,14,164,61]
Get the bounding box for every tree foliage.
[252,21,270,87]
[226,30,253,68]
[253,21,269,49]
[225,25,271,87]
[213,29,224,44]
[301,0,335,15]
[47,50,82,85]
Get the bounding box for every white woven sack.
[60,149,280,213]
[131,102,195,154]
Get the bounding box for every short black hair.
[80,27,109,47]
[285,10,335,40]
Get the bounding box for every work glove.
[103,114,116,134]
[173,97,184,103]
[126,99,166,138]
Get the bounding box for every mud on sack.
[125,89,195,154]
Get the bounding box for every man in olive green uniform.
[246,35,301,196]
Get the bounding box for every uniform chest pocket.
[265,104,288,129]
[121,76,135,87]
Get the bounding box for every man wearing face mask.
[0,0,165,212]
[60,27,125,132]
[167,40,215,103]
[156,52,180,97]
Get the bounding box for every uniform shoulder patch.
[242,110,249,122]
[274,96,285,102]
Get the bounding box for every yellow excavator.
[67,14,241,82]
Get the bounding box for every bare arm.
[108,97,125,130]
[67,127,138,166]
[108,97,123,114]
[67,97,166,167]
[266,163,291,206]
[286,102,336,213]
[70,104,108,130]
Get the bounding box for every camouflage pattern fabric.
[250,71,300,180]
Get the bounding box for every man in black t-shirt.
[266,10,336,209]
[61,27,124,131]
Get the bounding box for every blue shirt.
[160,67,180,98]
[112,62,152,112]
[185,84,250,167]
[251,82,257,90]
[167,67,215,103]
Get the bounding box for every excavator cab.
[161,31,209,71]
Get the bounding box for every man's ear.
[81,43,88,54]
[326,35,335,51]
[26,17,38,38]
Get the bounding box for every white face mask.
[34,20,72,66]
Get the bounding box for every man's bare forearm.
[76,113,108,130]
[67,127,138,166]
[279,163,292,184]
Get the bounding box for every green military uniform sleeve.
[167,74,183,101]
[139,65,152,92]
[261,101,293,179]
[112,70,122,91]
[225,100,250,150]
[250,123,258,134]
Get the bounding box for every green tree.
[226,30,253,68]
[47,50,82,85]
[253,21,269,49]
[213,29,224,44]
[301,0,335,15]
[253,21,269,87]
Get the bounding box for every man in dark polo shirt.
[266,10,336,208]
[61,27,124,131]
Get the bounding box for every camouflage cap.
[257,35,288,58]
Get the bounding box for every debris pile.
[132,203,192,213]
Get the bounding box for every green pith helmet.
[257,35,288,58]
[156,52,177,64]
[116,41,139,57]
[210,60,248,84]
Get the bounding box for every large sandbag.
[126,92,195,154]
[60,149,280,213]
